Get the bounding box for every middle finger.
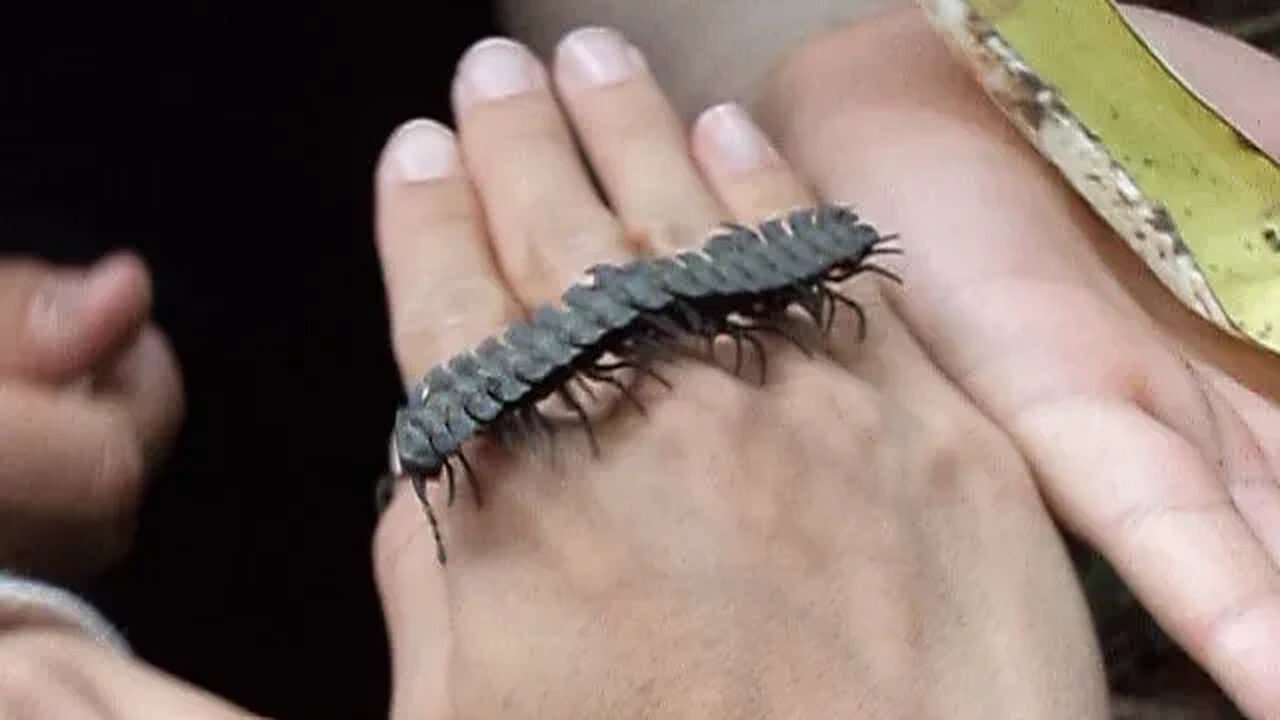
[551,27,724,254]
[452,38,634,307]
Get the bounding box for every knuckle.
[392,277,516,372]
[514,210,624,289]
[912,417,981,499]
[912,411,1033,507]
[677,363,758,425]
[786,364,884,448]
[649,364,754,465]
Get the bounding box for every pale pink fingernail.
[699,103,782,174]
[384,119,461,182]
[454,38,544,108]
[557,26,644,90]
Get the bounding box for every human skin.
[749,5,1280,718]
[0,25,1108,719]
[0,627,256,719]
[13,6,1272,718]
[369,26,1108,720]
[497,0,898,119]
[0,253,183,580]
[506,0,1280,713]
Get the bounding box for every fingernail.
[454,38,543,108]
[699,103,782,174]
[557,26,644,89]
[384,119,461,183]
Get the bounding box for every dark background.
[1,5,496,718]
[0,2,1275,719]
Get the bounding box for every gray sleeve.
[0,570,131,654]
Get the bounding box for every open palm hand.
[761,6,1280,716]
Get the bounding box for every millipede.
[380,203,902,563]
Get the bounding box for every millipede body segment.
[384,204,900,562]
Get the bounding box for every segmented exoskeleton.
[382,204,901,563]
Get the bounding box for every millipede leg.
[749,322,813,358]
[635,322,704,364]
[639,314,686,343]
[825,287,867,342]
[557,386,600,458]
[730,331,745,377]
[495,412,523,452]
[826,266,855,282]
[410,474,446,565]
[784,282,821,328]
[798,288,825,329]
[573,375,598,402]
[596,359,673,390]
[866,246,905,258]
[860,263,903,285]
[672,299,707,334]
[739,330,768,385]
[633,360,674,389]
[444,460,457,507]
[528,406,559,461]
[627,334,673,363]
[457,449,483,507]
[585,369,647,416]
[513,406,541,456]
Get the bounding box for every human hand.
[0,252,183,579]
[0,627,257,718]
[757,5,1280,716]
[371,29,1106,719]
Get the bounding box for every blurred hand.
[0,252,183,579]
[372,29,1106,718]
[0,627,256,718]
[757,5,1280,716]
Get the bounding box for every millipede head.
[393,408,446,479]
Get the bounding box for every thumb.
[94,324,186,469]
[0,252,152,384]
[0,628,263,719]
[373,482,454,719]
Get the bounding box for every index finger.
[374,118,523,387]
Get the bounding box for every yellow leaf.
[918,0,1280,354]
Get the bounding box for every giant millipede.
[381,203,901,563]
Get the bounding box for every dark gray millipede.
[379,203,902,563]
